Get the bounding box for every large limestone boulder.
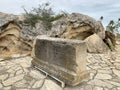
[50,13,105,40]
[85,34,109,53]
[0,12,32,58]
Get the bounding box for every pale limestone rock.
[3,86,11,90]
[16,69,23,75]
[64,86,84,90]
[84,85,93,90]
[9,73,15,77]
[14,79,28,88]
[112,69,120,77]
[115,59,120,63]
[16,89,30,90]
[0,83,3,88]
[29,70,46,80]
[111,88,117,90]
[32,80,44,88]
[14,66,22,71]
[3,74,24,86]
[104,88,109,90]
[0,58,4,61]
[93,86,103,90]
[95,73,112,79]
[90,73,95,79]
[12,54,20,58]
[87,79,113,88]
[103,80,120,87]
[97,70,112,74]
[20,62,30,68]
[41,79,62,90]
[85,34,109,53]
[114,63,120,70]
[0,74,8,81]
[0,62,6,66]
[117,87,120,90]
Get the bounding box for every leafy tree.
[99,16,103,21]
[23,2,66,30]
[106,18,120,33]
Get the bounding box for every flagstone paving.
[0,44,120,90]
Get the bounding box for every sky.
[0,0,120,27]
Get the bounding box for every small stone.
[14,66,22,71]
[23,68,29,73]
[64,86,84,90]
[16,69,23,75]
[14,79,28,88]
[117,87,120,90]
[0,83,3,88]
[112,69,120,77]
[9,73,15,77]
[98,69,112,74]
[3,86,11,90]
[103,80,120,87]
[114,63,120,70]
[115,59,120,63]
[99,63,108,67]
[90,73,95,79]
[111,88,117,90]
[11,65,20,70]
[0,58,4,61]
[3,74,24,86]
[16,89,30,90]
[87,79,113,88]
[12,54,20,58]
[7,68,14,73]
[29,70,46,79]
[0,62,6,66]
[95,73,112,79]
[104,88,109,90]
[20,62,30,68]
[84,85,93,90]
[0,74,8,81]
[41,79,62,90]
[32,80,44,88]
[93,86,103,90]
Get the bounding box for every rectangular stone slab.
[32,36,89,86]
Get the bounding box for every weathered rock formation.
[0,12,32,58]
[50,13,105,39]
[49,13,107,53]
[1,12,114,54]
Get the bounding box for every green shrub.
[106,18,120,33]
[23,2,66,30]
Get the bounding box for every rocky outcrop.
[85,34,109,53]
[0,12,110,54]
[0,12,32,58]
[49,13,108,53]
[50,13,105,40]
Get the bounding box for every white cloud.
[0,0,119,26]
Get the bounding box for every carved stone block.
[32,36,89,86]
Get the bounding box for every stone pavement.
[0,47,120,90]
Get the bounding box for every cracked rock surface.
[0,43,120,90]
